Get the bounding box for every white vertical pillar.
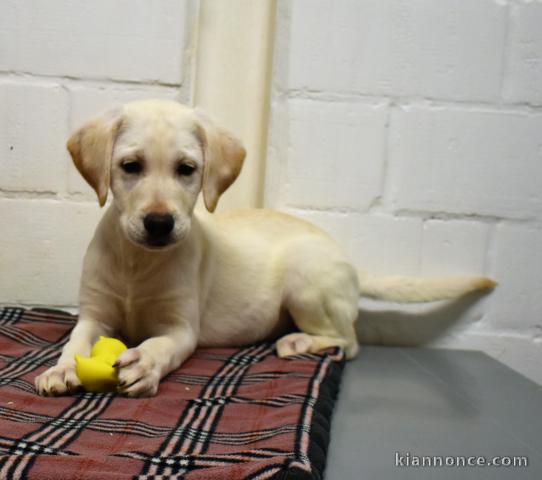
[193,0,276,210]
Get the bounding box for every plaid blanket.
[0,307,344,480]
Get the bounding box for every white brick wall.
[0,0,196,307]
[266,0,542,383]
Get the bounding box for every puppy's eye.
[176,163,195,177]
[121,161,143,175]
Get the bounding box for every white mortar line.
[275,88,542,112]
[0,70,182,92]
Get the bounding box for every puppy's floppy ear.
[195,109,246,213]
[67,109,121,207]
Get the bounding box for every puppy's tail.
[357,270,496,303]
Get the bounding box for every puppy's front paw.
[35,363,82,396]
[115,348,160,397]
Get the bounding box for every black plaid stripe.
[0,436,77,457]
[25,393,113,447]
[0,406,52,425]
[139,343,272,477]
[0,393,114,479]
[0,307,25,325]
[0,333,69,387]
[190,393,306,409]
[227,393,306,407]
[179,344,272,462]
[21,308,76,325]
[0,308,73,389]
[0,324,56,348]
[169,370,312,386]
[165,424,302,447]
[246,463,284,480]
[7,379,37,395]
[0,354,57,370]
[125,447,294,466]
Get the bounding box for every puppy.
[35,99,495,397]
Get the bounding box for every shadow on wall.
[356,293,488,347]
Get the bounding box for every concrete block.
[282,99,387,210]
[421,219,490,276]
[0,0,18,71]
[389,105,542,219]
[0,80,69,193]
[285,0,506,101]
[7,0,187,84]
[503,1,542,105]
[487,224,542,332]
[0,199,104,306]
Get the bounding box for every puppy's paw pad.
[276,333,314,358]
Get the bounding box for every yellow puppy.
[35,100,494,397]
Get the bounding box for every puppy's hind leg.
[278,260,360,359]
[276,332,350,358]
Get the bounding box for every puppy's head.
[67,100,246,250]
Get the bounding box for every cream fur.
[35,100,495,397]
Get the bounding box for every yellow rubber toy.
[75,336,127,393]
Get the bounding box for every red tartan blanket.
[0,307,344,480]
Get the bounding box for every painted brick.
[285,0,506,101]
[503,1,542,105]
[420,219,490,276]
[0,0,18,71]
[0,81,69,193]
[389,106,542,219]
[3,0,187,84]
[67,85,179,198]
[285,209,422,275]
[347,214,423,275]
[420,219,492,331]
[0,199,104,306]
[280,99,387,210]
[487,224,542,332]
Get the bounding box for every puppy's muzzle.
[143,213,175,247]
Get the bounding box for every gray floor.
[325,346,542,479]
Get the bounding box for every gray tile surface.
[325,346,542,479]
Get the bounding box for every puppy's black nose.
[143,213,174,238]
